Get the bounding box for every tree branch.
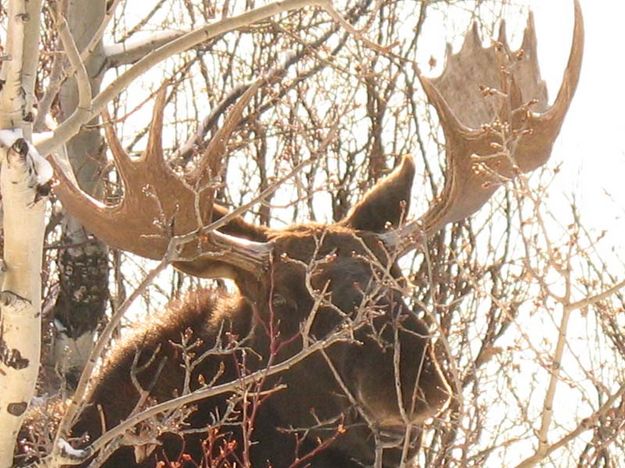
[36,0,324,156]
[516,382,625,468]
[104,30,185,67]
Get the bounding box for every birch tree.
[0,0,52,460]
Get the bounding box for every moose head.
[41,2,583,466]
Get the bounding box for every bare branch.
[36,0,324,156]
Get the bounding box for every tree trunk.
[49,0,110,388]
[0,138,47,463]
[0,1,48,462]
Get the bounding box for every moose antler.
[383,0,583,252]
[50,82,272,277]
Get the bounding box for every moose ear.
[339,154,415,233]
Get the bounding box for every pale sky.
[530,0,625,255]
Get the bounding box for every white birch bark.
[0,136,49,464]
[0,0,49,464]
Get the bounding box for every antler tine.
[144,87,167,166]
[506,0,583,175]
[189,78,264,188]
[521,12,537,59]
[101,108,136,194]
[497,19,507,46]
[529,0,583,149]
[465,22,482,53]
[50,154,124,239]
[380,1,583,255]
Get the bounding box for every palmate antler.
[383,0,583,251]
[50,82,272,278]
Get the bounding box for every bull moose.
[17,1,583,466]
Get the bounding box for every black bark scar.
[7,401,27,416]
[0,318,30,370]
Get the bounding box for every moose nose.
[345,317,450,425]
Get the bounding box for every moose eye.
[271,294,288,308]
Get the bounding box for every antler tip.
[521,10,537,52]
[145,85,170,166]
[465,22,482,50]
[573,0,584,36]
[497,19,507,44]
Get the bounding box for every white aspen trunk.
[0,0,47,463]
[0,135,47,463]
